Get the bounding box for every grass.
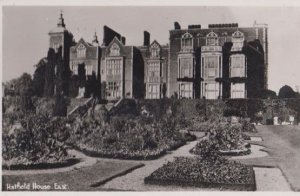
[2,160,144,191]
[237,125,300,191]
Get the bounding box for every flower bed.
[190,122,251,157]
[144,157,256,191]
[67,116,195,160]
[2,158,79,170]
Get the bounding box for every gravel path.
[254,167,292,191]
[101,140,218,191]
[101,138,290,191]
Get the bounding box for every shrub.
[2,114,71,167]
[240,118,257,132]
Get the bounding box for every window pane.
[230,55,245,77]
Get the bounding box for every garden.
[2,114,77,170]
[2,96,198,169]
[65,114,196,160]
[144,117,257,191]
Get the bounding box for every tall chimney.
[174,22,181,30]
[121,36,126,45]
[143,31,150,46]
[102,25,121,46]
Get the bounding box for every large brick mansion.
[48,13,268,100]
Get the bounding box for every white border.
[1,0,300,196]
[0,0,300,6]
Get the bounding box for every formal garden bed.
[67,115,196,160]
[145,120,256,191]
[144,157,256,191]
[190,121,252,157]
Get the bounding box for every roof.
[49,26,68,34]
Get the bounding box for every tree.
[278,85,296,99]
[32,58,47,97]
[53,93,68,117]
[85,72,100,98]
[258,89,277,99]
[13,73,34,96]
[78,63,86,88]
[44,48,56,97]
[4,73,33,96]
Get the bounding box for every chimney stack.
[102,25,121,46]
[174,22,181,30]
[121,36,126,45]
[143,31,150,46]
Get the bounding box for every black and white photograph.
[1,0,300,193]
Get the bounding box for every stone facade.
[48,14,268,100]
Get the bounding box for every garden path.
[100,131,291,191]
[100,140,219,191]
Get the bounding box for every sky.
[2,6,300,93]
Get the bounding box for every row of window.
[71,54,245,80]
[145,81,245,99]
[75,31,244,60]
[71,64,95,75]
[199,82,245,99]
[106,80,245,100]
[180,30,244,51]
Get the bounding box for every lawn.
[2,160,144,191]
[237,125,300,191]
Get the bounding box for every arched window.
[206,32,218,46]
[231,30,244,51]
[110,43,120,56]
[151,43,160,58]
[77,44,86,58]
[181,33,193,50]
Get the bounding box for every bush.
[2,114,71,168]
[240,118,257,132]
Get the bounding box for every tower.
[48,11,73,59]
[47,11,74,96]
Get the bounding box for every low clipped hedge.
[144,157,256,191]
[2,158,79,170]
[219,148,251,156]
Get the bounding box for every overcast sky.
[2,6,300,93]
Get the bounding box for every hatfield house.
[47,13,268,100]
[3,9,300,192]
